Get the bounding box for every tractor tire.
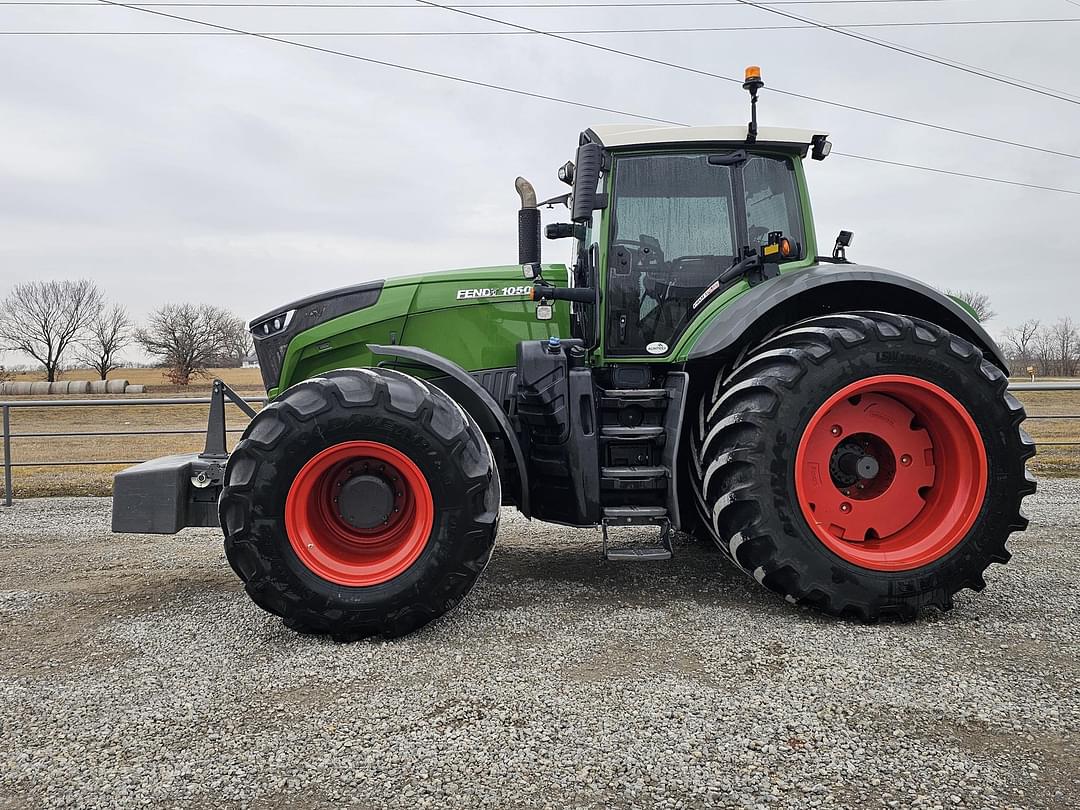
[219,368,500,640]
[686,370,728,553]
[698,311,1036,620]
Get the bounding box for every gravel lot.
[0,482,1076,810]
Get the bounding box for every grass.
[1,381,1077,499]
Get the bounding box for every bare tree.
[136,303,243,385]
[215,315,253,368]
[945,288,997,323]
[1032,326,1057,377]
[0,280,103,382]
[1051,317,1080,378]
[1001,319,1041,376]
[76,302,132,380]
[0,365,13,384]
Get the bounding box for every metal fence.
[2,383,1079,507]
[1,393,267,507]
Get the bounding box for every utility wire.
[415,0,1080,161]
[832,152,1080,196]
[730,0,1080,106]
[8,18,1080,33]
[0,1,986,7]
[91,0,685,124]
[91,0,1080,196]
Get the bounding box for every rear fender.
[368,344,531,518]
[686,264,1009,371]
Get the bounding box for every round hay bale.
[67,381,91,395]
[5,382,33,395]
[88,380,109,394]
[124,384,146,394]
[48,382,70,395]
[29,382,52,395]
[105,379,128,394]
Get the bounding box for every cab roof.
[587,124,828,155]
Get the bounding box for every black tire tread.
[696,311,1035,620]
[220,368,500,641]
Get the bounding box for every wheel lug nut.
[830,425,842,437]
[840,502,852,513]
[900,454,912,466]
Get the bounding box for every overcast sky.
[1,0,1079,366]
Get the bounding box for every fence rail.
[1,383,1077,506]
[1,394,268,506]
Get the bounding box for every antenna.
[743,65,764,144]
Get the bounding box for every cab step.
[602,509,672,562]
[600,466,667,491]
[600,425,666,439]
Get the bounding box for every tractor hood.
[250,264,569,397]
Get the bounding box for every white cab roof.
[588,124,828,150]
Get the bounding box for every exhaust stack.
[516,177,541,266]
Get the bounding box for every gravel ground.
[0,483,1076,810]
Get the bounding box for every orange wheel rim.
[795,375,987,572]
[285,441,434,586]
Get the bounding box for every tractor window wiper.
[689,248,763,313]
[716,249,762,284]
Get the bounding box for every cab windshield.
[606,151,804,354]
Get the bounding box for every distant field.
[1,382,1076,499]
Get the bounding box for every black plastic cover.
[519,208,541,266]
[249,280,383,391]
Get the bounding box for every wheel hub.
[337,473,397,530]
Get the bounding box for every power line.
[832,152,1080,196]
[7,18,1080,33]
[89,0,1080,197]
[91,0,685,124]
[730,0,1080,106]
[0,1,988,6]
[414,0,1080,161]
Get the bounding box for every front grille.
[250,280,383,392]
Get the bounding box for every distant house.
[241,354,260,369]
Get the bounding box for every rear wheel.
[698,312,1036,620]
[220,368,500,640]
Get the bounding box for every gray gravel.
[0,482,1077,810]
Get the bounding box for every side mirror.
[833,230,854,262]
[571,142,606,224]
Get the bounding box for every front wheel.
[699,312,1036,620]
[219,368,500,640]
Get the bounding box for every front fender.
[686,264,1009,371]
[368,344,531,517]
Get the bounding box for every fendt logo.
[455,286,533,300]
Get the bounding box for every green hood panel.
[272,264,569,396]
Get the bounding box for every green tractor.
[113,70,1035,639]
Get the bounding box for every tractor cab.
[544,123,829,360]
[518,67,832,365]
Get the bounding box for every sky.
[1,0,1079,366]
